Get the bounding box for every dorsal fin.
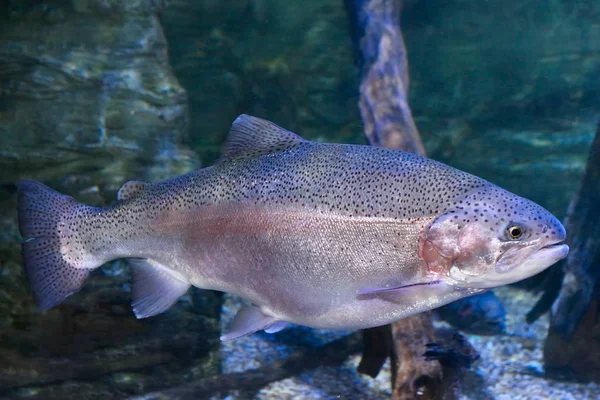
[219,114,305,162]
[117,180,148,201]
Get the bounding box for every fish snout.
[542,215,567,246]
[554,220,567,243]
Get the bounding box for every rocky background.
[0,0,599,398]
[0,1,216,398]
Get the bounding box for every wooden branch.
[391,315,442,400]
[345,0,425,154]
[344,1,468,398]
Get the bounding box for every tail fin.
[17,180,99,310]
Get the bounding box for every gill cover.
[419,213,497,279]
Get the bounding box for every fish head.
[419,184,568,290]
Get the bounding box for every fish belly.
[159,204,436,329]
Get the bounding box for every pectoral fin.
[357,280,446,302]
[220,305,278,341]
[128,258,191,318]
[263,321,291,334]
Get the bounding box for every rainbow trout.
[17,115,568,340]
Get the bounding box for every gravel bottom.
[214,287,600,400]
[456,287,600,400]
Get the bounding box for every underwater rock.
[545,299,600,383]
[543,121,600,382]
[0,1,222,397]
[437,291,506,335]
[158,0,251,162]
[0,0,197,190]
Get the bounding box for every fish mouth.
[528,242,569,262]
[506,241,569,283]
[472,240,570,289]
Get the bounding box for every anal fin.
[220,305,278,341]
[129,258,190,318]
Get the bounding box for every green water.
[0,0,599,399]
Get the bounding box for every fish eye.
[507,224,524,240]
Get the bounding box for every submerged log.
[345,0,425,154]
[346,1,476,398]
[423,329,481,400]
[543,121,600,382]
[390,316,442,400]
